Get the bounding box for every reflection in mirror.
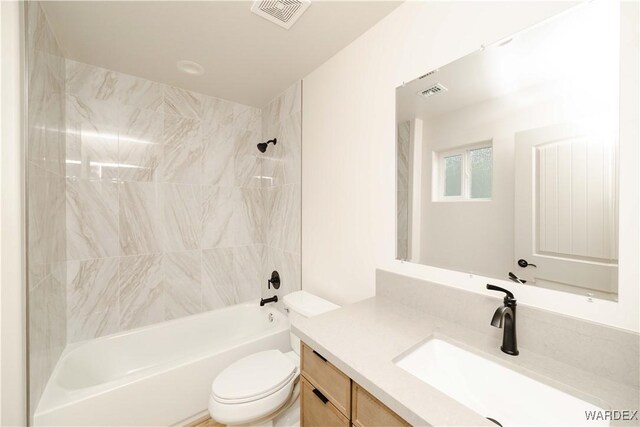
[396,1,638,300]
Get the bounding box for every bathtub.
[34,303,291,426]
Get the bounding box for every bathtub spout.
[260,295,278,306]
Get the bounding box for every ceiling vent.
[251,0,311,30]
[418,83,448,98]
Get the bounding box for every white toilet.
[208,291,339,426]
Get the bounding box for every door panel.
[514,122,618,294]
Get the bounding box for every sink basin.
[395,338,608,426]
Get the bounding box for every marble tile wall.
[261,83,303,311]
[64,60,302,341]
[26,1,68,413]
[396,121,410,260]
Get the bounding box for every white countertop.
[292,297,640,426]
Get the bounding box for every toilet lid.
[212,350,297,404]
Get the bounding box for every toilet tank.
[283,291,339,355]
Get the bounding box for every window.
[443,154,463,197]
[435,142,493,201]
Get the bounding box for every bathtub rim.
[65,301,285,351]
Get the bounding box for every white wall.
[302,1,640,332]
[0,1,27,425]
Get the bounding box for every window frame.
[434,140,493,202]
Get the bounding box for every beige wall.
[302,1,640,332]
[1,2,27,424]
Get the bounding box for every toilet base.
[216,380,300,427]
[273,395,300,427]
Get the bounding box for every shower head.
[257,138,277,153]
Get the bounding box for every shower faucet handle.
[267,271,280,290]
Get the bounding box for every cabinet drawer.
[301,377,350,427]
[301,343,351,415]
[352,382,410,427]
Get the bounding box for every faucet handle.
[268,271,280,290]
[486,284,515,300]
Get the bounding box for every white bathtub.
[34,303,291,426]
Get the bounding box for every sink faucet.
[486,284,519,356]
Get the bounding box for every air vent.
[418,83,448,98]
[251,0,311,29]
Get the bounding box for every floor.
[188,417,225,427]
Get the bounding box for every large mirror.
[396,1,637,300]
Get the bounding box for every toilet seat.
[209,350,300,425]
[212,350,297,404]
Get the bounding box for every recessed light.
[176,60,204,76]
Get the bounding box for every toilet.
[208,291,339,426]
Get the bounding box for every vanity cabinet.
[301,341,351,415]
[301,377,350,427]
[351,383,410,427]
[301,342,410,427]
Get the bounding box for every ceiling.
[42,1,402,107]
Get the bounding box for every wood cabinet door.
[301,343,351,415]
[351,383,410,427]
[301,377,350,427]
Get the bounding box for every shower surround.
[64,59,302,343]
[26,2,301,411]
[261,83,302,310]
[26,1,68,412]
